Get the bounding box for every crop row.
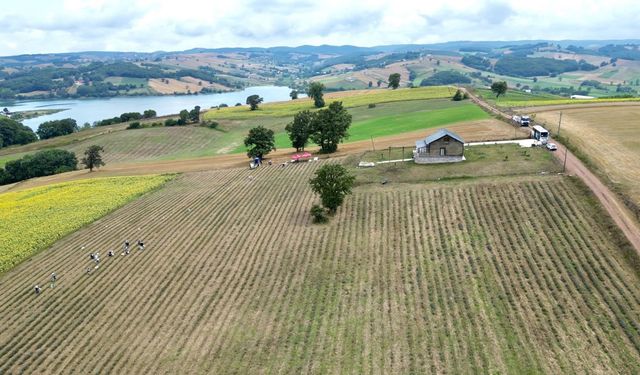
[0,167,638,373]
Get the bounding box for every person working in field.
[122,240,130,255]
[137,240,144,251]
[34,285,41,295]
[50,273,57,288]
[108,250,114,257]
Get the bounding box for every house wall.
[426,139,464,157]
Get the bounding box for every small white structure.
[570,95,595,99]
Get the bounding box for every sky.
[1,0,639,56]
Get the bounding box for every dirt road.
[555,143,640,254]
[465,88,640,255]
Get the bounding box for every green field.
[204,86,455,119]
[476,88,640,107]
[236,99,488,152]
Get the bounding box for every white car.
[546,143,558,151]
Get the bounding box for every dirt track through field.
[0,118,516,193]
[1,165,639,373]
[465,89,640,257]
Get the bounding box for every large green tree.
[307,82,325,108]
[246,95,263,110]
[309,164,355,213]
[36,118,78,140]
[244,126,275,159]
[310,101,352,153]
[82,145,105,172]
[189,105,201,122]
[285,110,314,152]
[388,73,401,89]
[491,81,508,98]
[178,110,189,125]
[0,117,37,148]
[289,90,298,100]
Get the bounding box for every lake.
[1,86,294,130]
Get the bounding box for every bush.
[204,120,219,129]
[151,122,163,127]
[310,204,328,223]
[164,118,178,127]
[219,103,229,108]
[368,103,376,108]
[127,121,142,129]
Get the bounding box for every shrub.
[164,118,178,127]
[127,122,142,129]
[205,121,219,129]
[368,103,376,108]
[310,204,328,223]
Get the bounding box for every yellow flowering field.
[0,175,173,274]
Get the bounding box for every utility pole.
[563,141,568,173]
[557,112,563,137]
[370,136,375,151]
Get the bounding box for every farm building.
[414,128,465,164]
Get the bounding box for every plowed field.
[0,163,638,373]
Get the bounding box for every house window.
[440,147,446,156]
[443,136,449,144]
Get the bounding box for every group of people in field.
[34,239,146,295]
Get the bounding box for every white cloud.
[0,0,638,55]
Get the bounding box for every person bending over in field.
[34,285,41,294]
[137,240,144,251]
[123,240,130,255]
[108,250,114,257]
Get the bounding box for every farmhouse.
[414,128,465,164]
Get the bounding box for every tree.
[491,81,508,98]
[246,94,263,110]
[309,164,355,214]
[285,110,314,152]
[178,109,189,125]
[244,126,275,159]
[82,145,105,172]
[310,101,352,153]
[307,82,325,108]
[289,90,298,100]
[368,81,373,88]
[388,73,401,89]
[0,117,37,148]
[143,109,157,118]
[452,89,464,101]
[36,118,78,140]
[189,105,201,123]
[376,80,382,87]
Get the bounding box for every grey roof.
[423,129,464,145]
[416,140,426,148]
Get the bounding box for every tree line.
[0,145,105,186]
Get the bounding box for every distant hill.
[1,39,639,100]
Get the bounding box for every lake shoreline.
[4,86,294,130]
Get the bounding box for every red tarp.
[291,152,312,160]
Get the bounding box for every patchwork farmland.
[533,105,640,216]
[1,162,638,373]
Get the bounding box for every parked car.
[546,143,558,151]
